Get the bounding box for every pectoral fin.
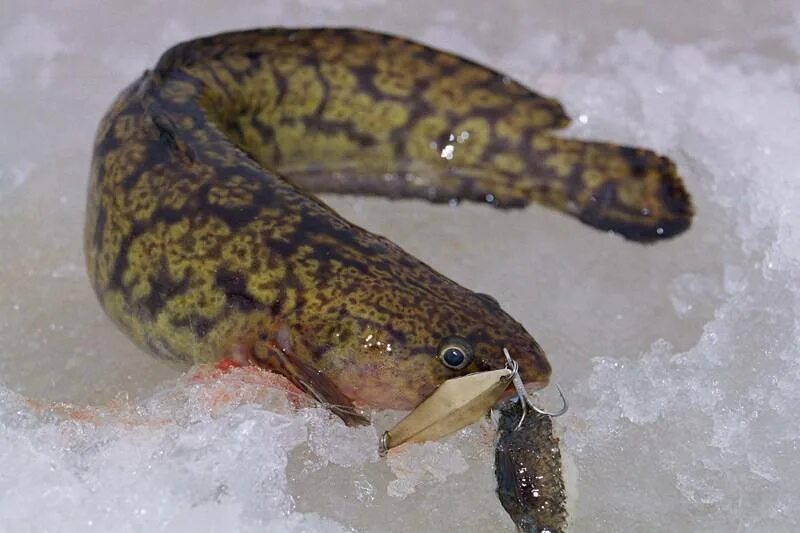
[295,375,371,427]
[252,322,370,427]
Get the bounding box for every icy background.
[1,0,799,531]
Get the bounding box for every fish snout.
[504,335,551,385]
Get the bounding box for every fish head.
[293,265,551,411]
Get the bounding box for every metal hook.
[528,383,569,418]
[504,354,519,376]
[378,432,390,457]
[502,347,569,430]
[503,347,528,430]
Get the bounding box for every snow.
[1,0,799,531]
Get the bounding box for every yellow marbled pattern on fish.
[84,28,692,423]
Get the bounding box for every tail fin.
[509,134,694,242]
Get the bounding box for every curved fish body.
[495,400,568,533]
[84,28,692,422]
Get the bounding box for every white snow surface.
[1,1,799,531]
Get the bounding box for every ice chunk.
[303,407,380,468]
[3,1,800,532]
[0,370,353,531]
[386,440,469,499]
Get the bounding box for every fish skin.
[495,400,568,533]
[84,28,692,422]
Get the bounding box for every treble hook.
[529,383,569,418]
[502,347,568,431]
[503,347,529,430]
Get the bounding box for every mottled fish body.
[84,28,692,422]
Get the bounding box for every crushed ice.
[1,1,800,531]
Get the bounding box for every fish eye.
[437,336,474,370]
